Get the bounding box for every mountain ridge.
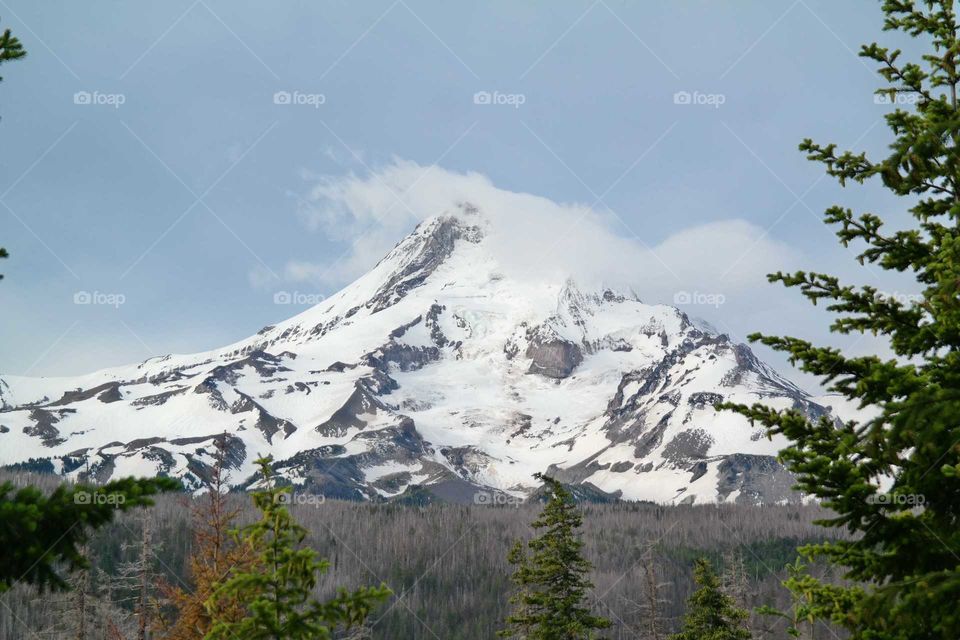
[0,204,838,504]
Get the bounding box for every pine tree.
[671,559,751,640]
[0,476,180,593]
[0,16,25,279]
[158,439,257,639]
[499,473,610,640]
[0,18,24,79]
[719,1,960,637]
[204,457,390,640]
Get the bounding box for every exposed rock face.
[315,382,389,437]
[716,454,802,505]
[0,209,842,504]
[525,338,583,379]
[662,428,714,466]
[23,409,69,448]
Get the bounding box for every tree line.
[1,460,841,639]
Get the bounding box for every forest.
[0,469,844,639]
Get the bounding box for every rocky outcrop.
[526,338,582,378]
[316,387,378,437]
[524,325,583,379]
[717,454,800,505]
[23,409,69,447]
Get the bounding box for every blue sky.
[0,1,923,386]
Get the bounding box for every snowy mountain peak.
[0,206,832,505]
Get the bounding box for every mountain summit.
[0,204,834,504]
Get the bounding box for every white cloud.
[265,159,799,311]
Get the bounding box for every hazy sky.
[0,1,924,389]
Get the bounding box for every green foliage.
[671,559,751,640]
[0,476,180,593]
[0,16,24,280]
[720,1,960,638]
[499,473,610,639]
[0,16,24,82]
[664,538,814,579]
[204,457,391,640]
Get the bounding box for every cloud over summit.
[259,159,797,313]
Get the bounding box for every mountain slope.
[0,204,837,504]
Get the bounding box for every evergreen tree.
[0,476,179,593]
[0,16,25,280]
[720,1,960,637]
[671,559,751,640]
[204,457,390,640]
[499,473,610,640]
[0,17,24,79]
[159,441,258,639]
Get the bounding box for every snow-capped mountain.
[0,203,837,504]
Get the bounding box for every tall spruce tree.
[720,1,960,638]
[499,473,610,640]
[204,457,390,640]
[671,559,750,640]
[0,16,25,279]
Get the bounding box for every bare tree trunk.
[638,542,669,640]
[137,518,152,640]
[73,555,88,640]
